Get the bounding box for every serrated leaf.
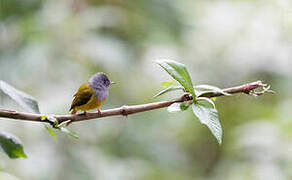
[194,84,230,97]
[0,132,27,158]
[154,85,183,98]
[0,81,40,113]
[60,127,79,139]
[167,103,182,113]
[45,125,58,140]
[191,99,222,144]
[156,60,196,99]
[180,102,190,111]
[197,97,215,108]
[167,102,190,112]
[161,80,176,87]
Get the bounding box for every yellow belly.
[75,94,105,112]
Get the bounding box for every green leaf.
[167,103,182,112]
[154,85,183,98]
[0,81,40,113]
[0,132,27,158]
[60,127,79,139]
[191,99,222,144]
[167,102,190,112]
[194,84,231,97]
[41,115,47,121]
[161,80,176,87]
[56,120,71,128]
[180,102,190,111]
[156,60,196,99]
[45,125,58,140]
[197,97,215,108]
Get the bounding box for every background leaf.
[156,60,196,99]
[0,172,21,180]
[0,132,27,159]
[0,81,40,113]
[191,99,222,144]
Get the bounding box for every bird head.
[89,72,115,88]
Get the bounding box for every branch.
[0,81,269,125]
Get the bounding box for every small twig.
[0,81,270,125]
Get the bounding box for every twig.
[0,81,269,125]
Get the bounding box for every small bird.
[70,72,115,114]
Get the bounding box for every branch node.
[120,105,128,116]
[182,93,193,101]
[242,84,251,94]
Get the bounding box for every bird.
[70,72,115,115]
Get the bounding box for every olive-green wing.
[70,83,93,111]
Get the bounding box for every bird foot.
[97,108,102,115]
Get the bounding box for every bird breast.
[90,83,109,101]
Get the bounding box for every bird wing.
[70,82,93,111]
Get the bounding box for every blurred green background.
[0,0,292,179]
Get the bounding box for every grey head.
[88,72,114,101]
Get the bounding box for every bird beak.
[110,82,116,85]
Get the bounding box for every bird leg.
[97,108,101,115]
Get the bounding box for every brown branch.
[0,81,269,126]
